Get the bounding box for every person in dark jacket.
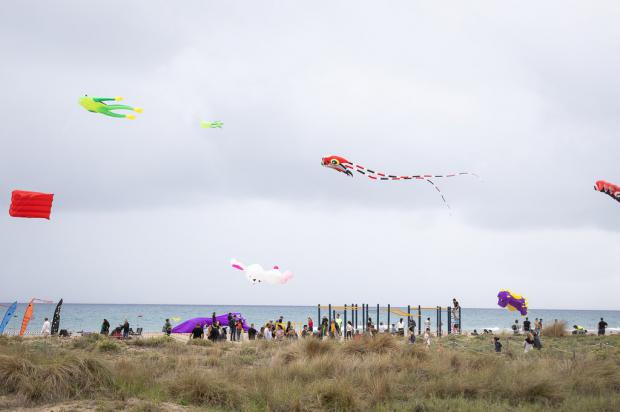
[100,319,110,335]
[191,323,204,339]
[598,318,608,336]
[163,319,172,336]
[494,336,502,353]
[122,320,130,339]
[248,323,257,340]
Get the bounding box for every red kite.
[9,190,54,219]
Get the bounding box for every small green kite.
[200,120,223,128]
[79,95,143,119]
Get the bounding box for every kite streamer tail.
[425,179,451,211]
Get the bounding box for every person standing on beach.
[523,317,531,332]
[512,320,520,335]
[320,317,328,339]
[307,317,313,332]
[533,330,542,350]
[248,324,257,340]
[212,312,216,325]
[335,314,343,336]
[598,318,608,336]
[397,318,405,336]
[227,313,235,341]
[191,322,203,339]
[424,317,431,332]
[524,332,534,353]
[494,336,502,353]
[452,299,460,333]
[236,319,243,341]
[122,319,130,339]
[534,318,540,335]
[100,319,110,335]
[163,319,172,336]
[423,328,432,348]
[41,317,51,336]
[346,321,353,339]
[264,325,273,340]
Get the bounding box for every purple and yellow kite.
[497,290,528,316]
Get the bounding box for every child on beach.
[307,317,313,332]
[41,318,51,336]
[512,320,520,335]
[346,321,353,339]
[524,333,534,353]
[494,337,502,353]
[423,328,432,348]
[424,317,431,332]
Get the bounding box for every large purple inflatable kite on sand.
[171,313,249,333]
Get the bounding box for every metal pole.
[328,304,332,329]
[407,305,411,333]
[344,304,347,340]
[317,304,320,332]
[361,303,363,332]
[459,306,462,334]
[418,305,422,335]
[448,306,452,335]
[376,304,379,332]
[387,304,391,334]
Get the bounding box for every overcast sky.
[1,1,619,309]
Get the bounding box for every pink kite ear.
[273,265,279,270]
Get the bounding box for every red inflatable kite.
[9,190,54,219]
[594,180,620,204]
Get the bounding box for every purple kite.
[171,313,249,333]
[497,290,528,316]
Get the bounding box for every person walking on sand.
[598,318,608,336]
[100,319,110,335]
[122,319,130,339]
[534,318,540,335]
[41,317,51,336]
[163,319,172,336]
[424,317,431,332]
[307,317,314,332]
[494,336,502,353]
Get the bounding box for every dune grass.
[0,333,619,410]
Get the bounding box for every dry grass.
[1,333,620,410]
[543,320,568,337]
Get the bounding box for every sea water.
[1,303,619,335]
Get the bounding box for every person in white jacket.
[41,318,51,336]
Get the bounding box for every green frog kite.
[79,95,143,119]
